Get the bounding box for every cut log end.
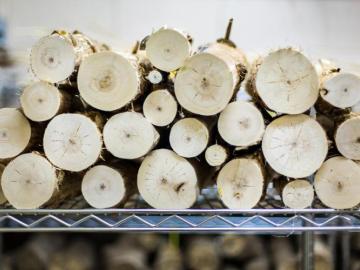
[0,108,32,160]
[254,48,319,114]
[146,27,191,72]
[169,118,209,158]
[282,179,314,209]
[77,51,141,111]
[262,114,328,178]
[137,149,198,209]
[217,158,264,209]
[321,73,360,109]
[314,156,360,209]
[104,112,159,159]
[146,69,163,84]
[205,144,228,167]
[1,153,58,209]
[20,81,63,122]
[175,53,236,116]
[81,165,125,208]
[143,89,178,127]
[30,34,76,83]
[335,115,360,160]
[218,101,265,147]
[43,113,102,172]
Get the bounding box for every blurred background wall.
[0,0,360,71]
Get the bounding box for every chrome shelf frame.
[0,208,359,233]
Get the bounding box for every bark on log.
[247,48,319,114]
[205,144,228,167]
[262,114,328,178]
[314,156,360,209]
[169,117,209,158]
[77,51,145,111]
[43,113,103,172]
[30,30,106,83]
[145,27,192,72]
[334,113,360,160]
[316,113,335,138]
[217,156,265,209]
[0,108,32,160]
[1,152,80,209]
[20,81,71,122]
[81,163,137,208]
[218,101,265,148]
[103,111,159,160]
[137,149,198,209]
[143,89,178,127]
[174,42,247,116]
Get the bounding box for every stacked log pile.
[2,234,337,270]
[1,19,360,210]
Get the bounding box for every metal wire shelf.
[0,187,359,233]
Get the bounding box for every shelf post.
[301,231,314,270]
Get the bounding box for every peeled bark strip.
[217,157,265,209]
[247,48,319,114]
[175,43,247,116]
[143,89,178,126]
[281,179,314,209]
[137,149,198,209]
[314,156,360,209]
[218,101,265,147]
[1,153,62,209]
[30,31,103,83]
[262,114,328,178]
[318,73,360,112]
[334,113,360,160]
[20,81,70,122]
[205,144,228,167]
[43,113,102,172]
[0,108,32,160]
[169,118,209,158]
[82,164,135,208]
[104,112,159,159]
[0,164,6,204]
[77,51,144,111]
[146,27,192,72]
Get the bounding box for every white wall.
[1,0,360,71]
